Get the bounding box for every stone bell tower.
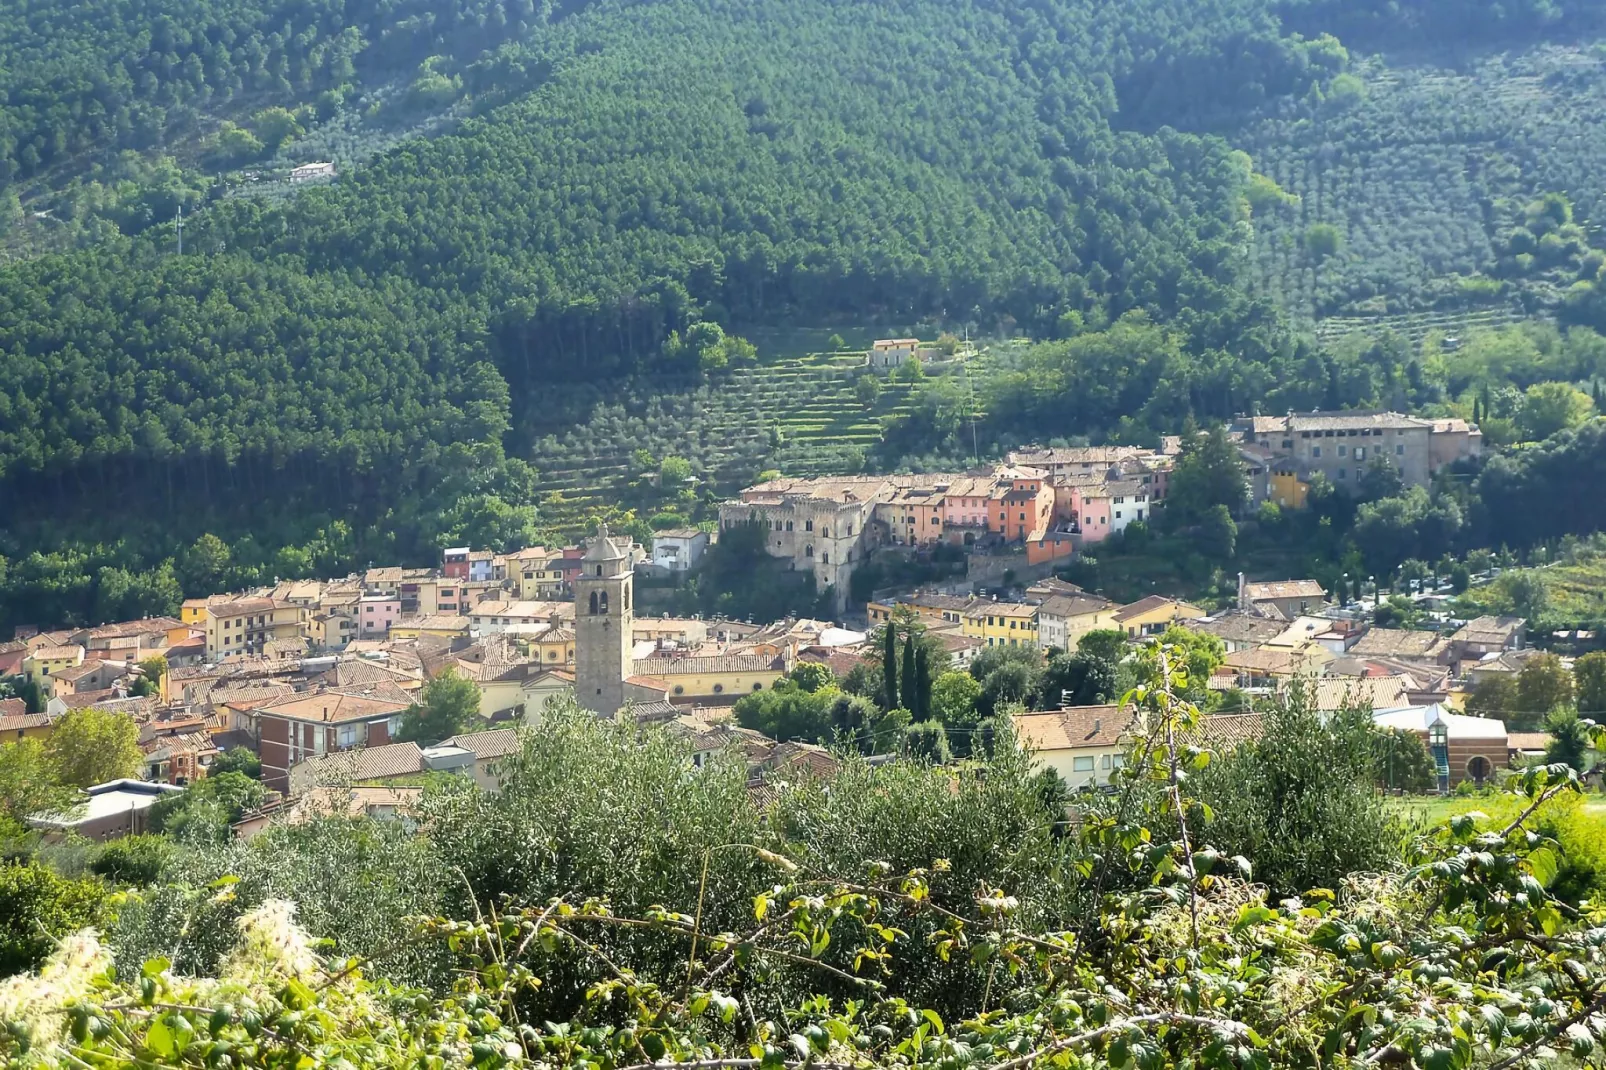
[574,521,634,715]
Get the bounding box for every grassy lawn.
[1385,795,1472,829]
[1386,791,1606,831]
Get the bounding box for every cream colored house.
[201,598,305,659]
[1110,596,1207,639]
[1012,705,1131,790]
[1034,594,1116,652]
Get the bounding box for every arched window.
[588,591,599,615]
[805,545,814,558]
[599,591,609,614]
[596,565,603,576]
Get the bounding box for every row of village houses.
[1,571,1532,841]
[721,411,1482,604]
[2,562,1524,804]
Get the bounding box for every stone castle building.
[573,523,634,715]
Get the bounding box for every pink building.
[359,595,401,637]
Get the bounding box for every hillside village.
[0,392,1563,843]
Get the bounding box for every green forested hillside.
[0,0,1327,626]
[0,0,587,194]
[5,0,1606,628]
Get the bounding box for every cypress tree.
[914,645,933,722]
[901,634,919,715]
[882,624,899,711]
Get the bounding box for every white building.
[651,529,710,572]
[289,161,336,182]
[868,338,919,370]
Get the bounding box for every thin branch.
[1487,986,1606,1070]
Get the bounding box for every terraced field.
[1312,304,1533,349]
[526,348,993,534]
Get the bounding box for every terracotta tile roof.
[1013,706,1130,751]
[1037,594,1115,620]
[81,617,183,639]
[1196,712,1264,749]
[140,731,217,761]
[796,648,867,676]
[1112,595,1198,623]
[1507,731,1552,752]
[1453,616,1526,646]
[28,645,84,661]
[1309,676,1411,712]
[292,741,425,785]
[313,660,419,690]
[51,659,110,682]
[439,727,520,760]
[1286,411,1430,432]
[257,687,411,724]
[1187,614,1286,645]
[754,741,839,779]
[1222,647,1301,674]
[624,699,682,722]
[0,705,51,733]
[1350,628,1446,659]
[634,655,785,675]
[208,598,281,617]
[210,683,297,710]
[1243,580,1326,601]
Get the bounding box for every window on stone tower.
[805,545,813,557]
[596,565,603,576]
[624,585,630,610]
[600,591,609,614]
[588,591,599,615]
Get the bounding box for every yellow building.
[507,555,570,601]
[531,629,576,669]
[22,645,85,686]
[867,593,977,627]
[307,611,356,652]
[962,603,1039,648]
[632,655,786,705]
[201,598,305,659]
[180,599,212,626]
[1270,461,1310,510]
[1109,596,1207,639]
[0,700,54,742]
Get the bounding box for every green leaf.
[146,1017,176,1058]
[921,1009,945,1035]
[1526,846,1559,888]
